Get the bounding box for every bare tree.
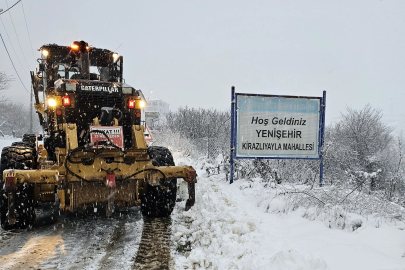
[335,104,393,171]
[0,73,40,136]
[0,71,13,92]
[322,104,400,197]
[0,101,40,137]
[0,72,13,108]
[165,107,230,140]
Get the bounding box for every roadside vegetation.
[157,105,405,229]
[0,71,39,137]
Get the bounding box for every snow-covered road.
[0,138,173,270]
[0,208,144,269]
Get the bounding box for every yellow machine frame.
[3,123,196,223]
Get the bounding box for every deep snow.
[171,152,405,270]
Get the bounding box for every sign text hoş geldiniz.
[236,95,320,158]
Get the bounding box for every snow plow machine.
[0,41,197,230]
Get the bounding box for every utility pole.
[29,86,33,133]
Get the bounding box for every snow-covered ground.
[0,137,18,149]
[0,138,404,269]
[171,153,405,270]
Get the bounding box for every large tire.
[0,184,35,230]
[1,146,36,170]
[147,146,176,166]
[22,134,37,149]
[10,134,37,149]
[0,146,36,230]
[141,146,177,218]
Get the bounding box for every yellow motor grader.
[0,41,196,230]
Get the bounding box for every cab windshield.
[41,45,123,85]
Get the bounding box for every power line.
[0,33,29,94]
[0,0,21,15]
[114,43,123,52]
[0,16,25,72]
[20,0,35,60]
[5,0,30,69]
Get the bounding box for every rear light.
[128,99,135,109]
[62,96,71,106]
[188,170,197,183]
[5,176,16,188]
[5,175,16,191]
[136,113,141,117]
[106,172,116,188]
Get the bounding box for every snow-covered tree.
[323,104,404,199]
[335,104,393,172]
[0,71,13,92]
[164,107,230,140]
[0,71,39,136]
[0,71,13,106]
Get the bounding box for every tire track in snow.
[43,208,143,269]
[0,207,144,270]
[98,211,143,270]
[133,217,173,270]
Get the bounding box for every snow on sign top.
[236,95,321,158]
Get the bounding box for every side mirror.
[39,63,45,72]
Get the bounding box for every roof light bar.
[70,44,79,50]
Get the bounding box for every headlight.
[139,100,145,108]
[113,53,119,61]
[47,98,57,107]
[41,50,49,57]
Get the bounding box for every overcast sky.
[0,0,404,125]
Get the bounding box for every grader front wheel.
[141,146,178,218]
[1,184,35,230]
[140,179,178,218]
[0,146,36,230]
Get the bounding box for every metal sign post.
[230,86,236,184]
[230,88,326,185]
[319,90,326,186]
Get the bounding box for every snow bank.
[171,155,405,270]
[170,155,328,270]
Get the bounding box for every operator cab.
[31,41,146,159]
[39,40,123,84]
